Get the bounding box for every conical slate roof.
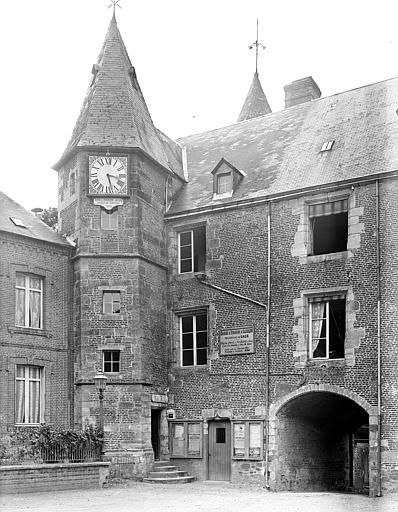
[54,15,183,176]
[237,72,272,122]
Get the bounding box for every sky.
[1,0,398,211]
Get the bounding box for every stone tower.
[53,13,185,474]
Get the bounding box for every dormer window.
[211,158,246,199]
[217,173,232,195]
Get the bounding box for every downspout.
[265,202,271,489]
[376,179,382,497]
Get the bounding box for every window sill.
[8,326,52,338]
[232,456,263,461]
[170,455,203,459]
[306,358,346,368]
[306,251,347,264]
[176,365,209,371]
[176,271,207,281]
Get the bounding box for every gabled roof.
[237,72,272,122]
[54,15,184,179]
[169,77,398,215]
[0,192,69,247]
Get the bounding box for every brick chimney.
[284,76,321,108]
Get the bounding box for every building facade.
[1,13,398,496]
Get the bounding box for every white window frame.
[178,230,193,273]
[15,274,43,329]
[15,365,44,425]
[309,297,346,360]
[180,313,208,367]
[217,172,232,195]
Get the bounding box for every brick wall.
[0,462,109,494]
[0,231,72,431]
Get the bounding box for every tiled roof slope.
[238,72,272,121]
[169,77,398,214]
[0,192,69,247]
[55,15,184,179]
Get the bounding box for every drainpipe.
[375,179,382,497]
[264,202,271,489]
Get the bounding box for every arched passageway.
[268,386,378,495]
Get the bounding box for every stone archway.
[268,384,378,497]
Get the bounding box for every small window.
[15,274,43,329]
[233,421,263,459]
[70,172,76,195]
[15,366,43,425]
[103,350,120,373]
[216,427,226,443]
[310,296,346,359]
[103,291,121,314]
[169,421,203,458]
[216,173,232,195]
[101,207,118,230]
[180,312,208,367]
[178,226,206,273]
[320,140,335,152]
[309,199,348,255]
[10,217,26,228]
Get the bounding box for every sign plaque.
[220,327,255,356]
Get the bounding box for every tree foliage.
[40,207,58,229]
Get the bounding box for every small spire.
[108,0,121,19]
[249,19,266,74]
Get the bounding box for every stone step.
[147,470,187,479]
[152,465,180,472]
[143,475,196,484]
[153,460,171,466]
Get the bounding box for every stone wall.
[0,462,109,494]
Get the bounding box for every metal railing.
[40,442,102,463]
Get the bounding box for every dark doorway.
[208,420,231,481]
[151,409,161,460]
[274,392,368,493]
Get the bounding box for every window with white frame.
[15,274,43,329]
[180,312,208,366]
[309,199,348,255]
[103,350,120,373]
[309,295,346,359]
[102,291,121,314]
[101,207,118,230]
[178,226,206,273]
[216,173,232,195]
[15,366,43,425]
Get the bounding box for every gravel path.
[1,481,397,512]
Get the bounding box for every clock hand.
[106,174,114,192]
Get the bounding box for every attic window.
[320,141,334,152]
[217,173,232,195]
[10,217,26,228]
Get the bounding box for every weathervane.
[108,0,122,16]
[249,19,266,74]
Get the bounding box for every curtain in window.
[15,288,25,326]
[29,290,41,328]
[309,199,348,217]
[15,379,25,423]
[311,302,325,355]
[29,378,40,424]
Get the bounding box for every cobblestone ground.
[1,482,398,512]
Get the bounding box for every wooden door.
[208,421,231,481]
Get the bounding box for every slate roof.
[0,192,69,247]
[54,15,184,180]
[237,72,272,122]
[168,77,398,215]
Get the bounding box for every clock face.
[89,156,127,195]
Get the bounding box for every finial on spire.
[248,19,266,74]
[108,0,122,17]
